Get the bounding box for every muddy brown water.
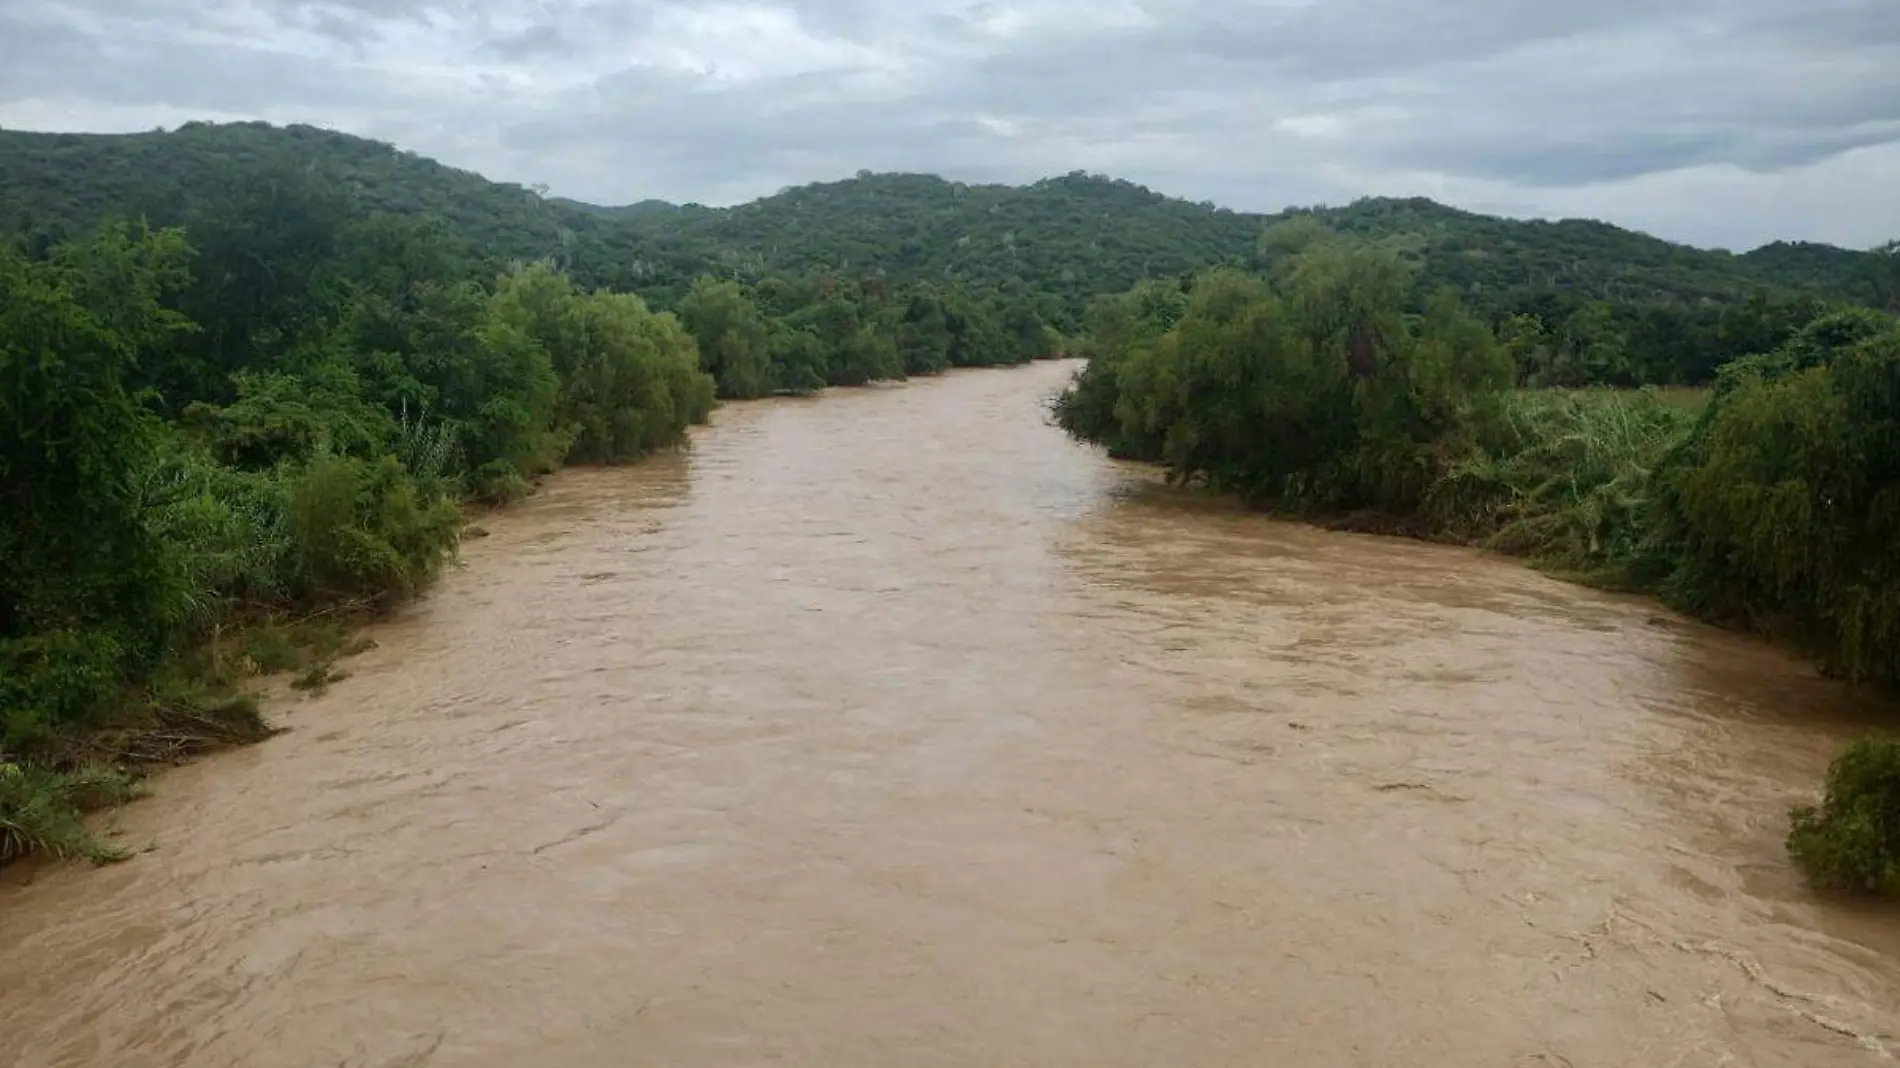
[4,360,1898,1067]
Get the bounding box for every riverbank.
[1058,262,1898,692]
[1056,255,1900,895]
[0,363,1063,868]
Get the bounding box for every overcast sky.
[2,0,1897,250]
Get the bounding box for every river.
[3,359,1897,1067]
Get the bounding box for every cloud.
[1,0,1896,249]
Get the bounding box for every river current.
[3,359,1896,1067]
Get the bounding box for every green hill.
[3,122,576,256]
[617,171,1262,315]
[0,121,716,303]
[622,175,1893,319]
[3,121,1892,323]
[1273,196,1888,307]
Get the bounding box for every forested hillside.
[6,122,1896,329]
[0,122,718,305]
[629,175,1898,316]
[623,172,1260,316]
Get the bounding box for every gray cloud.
[2,0,1897,249]
[483,23,576,60]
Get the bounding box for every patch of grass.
[214,616,369,682]
[0,761,142,865]
[0,662,281,868]
[1427,389,1695,581]
[1789,736,1900,897]
[1646,386,1712,414]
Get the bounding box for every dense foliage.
[1646,309,1900,683]
[1058,241,1511,514]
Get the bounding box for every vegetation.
[1430,389,1698,581]
[6,123,1895,360]
[1059,233,1900,683]
[1788,736,1900,896]
[1,761,142,864]
[1645,309,1900,683]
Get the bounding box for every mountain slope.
[0,122,721,303]
[2,122,1890,322]
[3,122,574,254]
[619,172,1261,315]
[626,175,1893,318]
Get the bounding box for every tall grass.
[1425,390,1694,583]
[1533,385,1711,415]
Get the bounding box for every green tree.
[1650,310,1900,683]
[678,277,772,398]
[491,263,713,463]
[1,225,197,746]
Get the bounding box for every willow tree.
[1651,310,1900,684]
[678,277,772,398]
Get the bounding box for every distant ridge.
[3,121,1893,316]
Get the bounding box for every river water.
[3,360,1897,1067]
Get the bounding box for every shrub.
[492,265,715,463]
[1056,252,1513,513]
[283,453,462,606]
[0,630,129,752]
[1789,736,1900,897]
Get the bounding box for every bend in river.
[3,360,1898,1067]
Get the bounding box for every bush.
[0,630,129,752]
[1789,736,1900,896]
[491,265,715,463]
[1055,251,1512,512]
[284,453,462,606]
